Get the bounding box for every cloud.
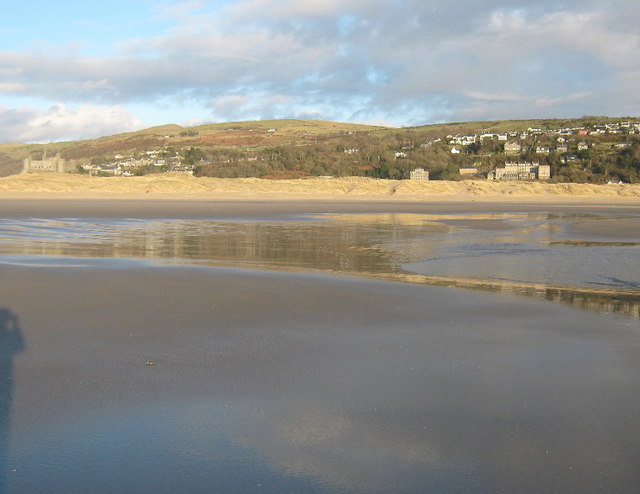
[0,104,143,143]
[1,0,639,141]
[0,83,26,93]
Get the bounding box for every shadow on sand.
[0,310,24,494]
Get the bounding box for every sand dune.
[0,172,639,203]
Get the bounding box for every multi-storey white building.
[488,162,550,181]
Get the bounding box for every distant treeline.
[192,129,640,183]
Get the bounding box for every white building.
[488,162,550,181]
[410,168,429,181]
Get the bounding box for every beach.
[1,195,639,493]
[1,173,640,204]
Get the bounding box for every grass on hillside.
[1,116,636,178]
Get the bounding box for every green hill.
[3,117,639,183]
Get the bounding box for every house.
[410,168,429,181]
[449,135,476,146]
[577,142,589,151]
[451,147,461,154]
[504,141,521,155]
[420,138,441,148]
[556,145,568,153]
[536,146,550,154]
[538,164,551,179]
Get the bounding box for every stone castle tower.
[23,151,76,173]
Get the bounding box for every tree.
[181,147,205,167]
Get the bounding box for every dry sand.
[0,172,639,203]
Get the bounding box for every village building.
[459,167,479,176]
[488,162,550,181]
[449,135,476,146]
[409,168,429,181]
[504,141,522,155]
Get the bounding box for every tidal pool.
[0,211,638,318]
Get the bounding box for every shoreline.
[0,173,639,204]
[1,198,638,220]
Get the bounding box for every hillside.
[2,117,639,183]
[0,119,385,177]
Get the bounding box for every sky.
[1,0,639,142]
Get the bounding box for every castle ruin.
[23,151,76,173]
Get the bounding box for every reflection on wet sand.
[0,212,638,319]
[369,272,640,320]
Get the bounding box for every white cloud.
[0,104,143,143]
[0,83,26,93]
[224,0,377,20]
[1,0,639,141]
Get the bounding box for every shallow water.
[0,211,638,318]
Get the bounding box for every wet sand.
[1,197,638,220]
[1,200,639,493]
[2,263,640,493]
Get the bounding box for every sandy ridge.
[0,173,639,203]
